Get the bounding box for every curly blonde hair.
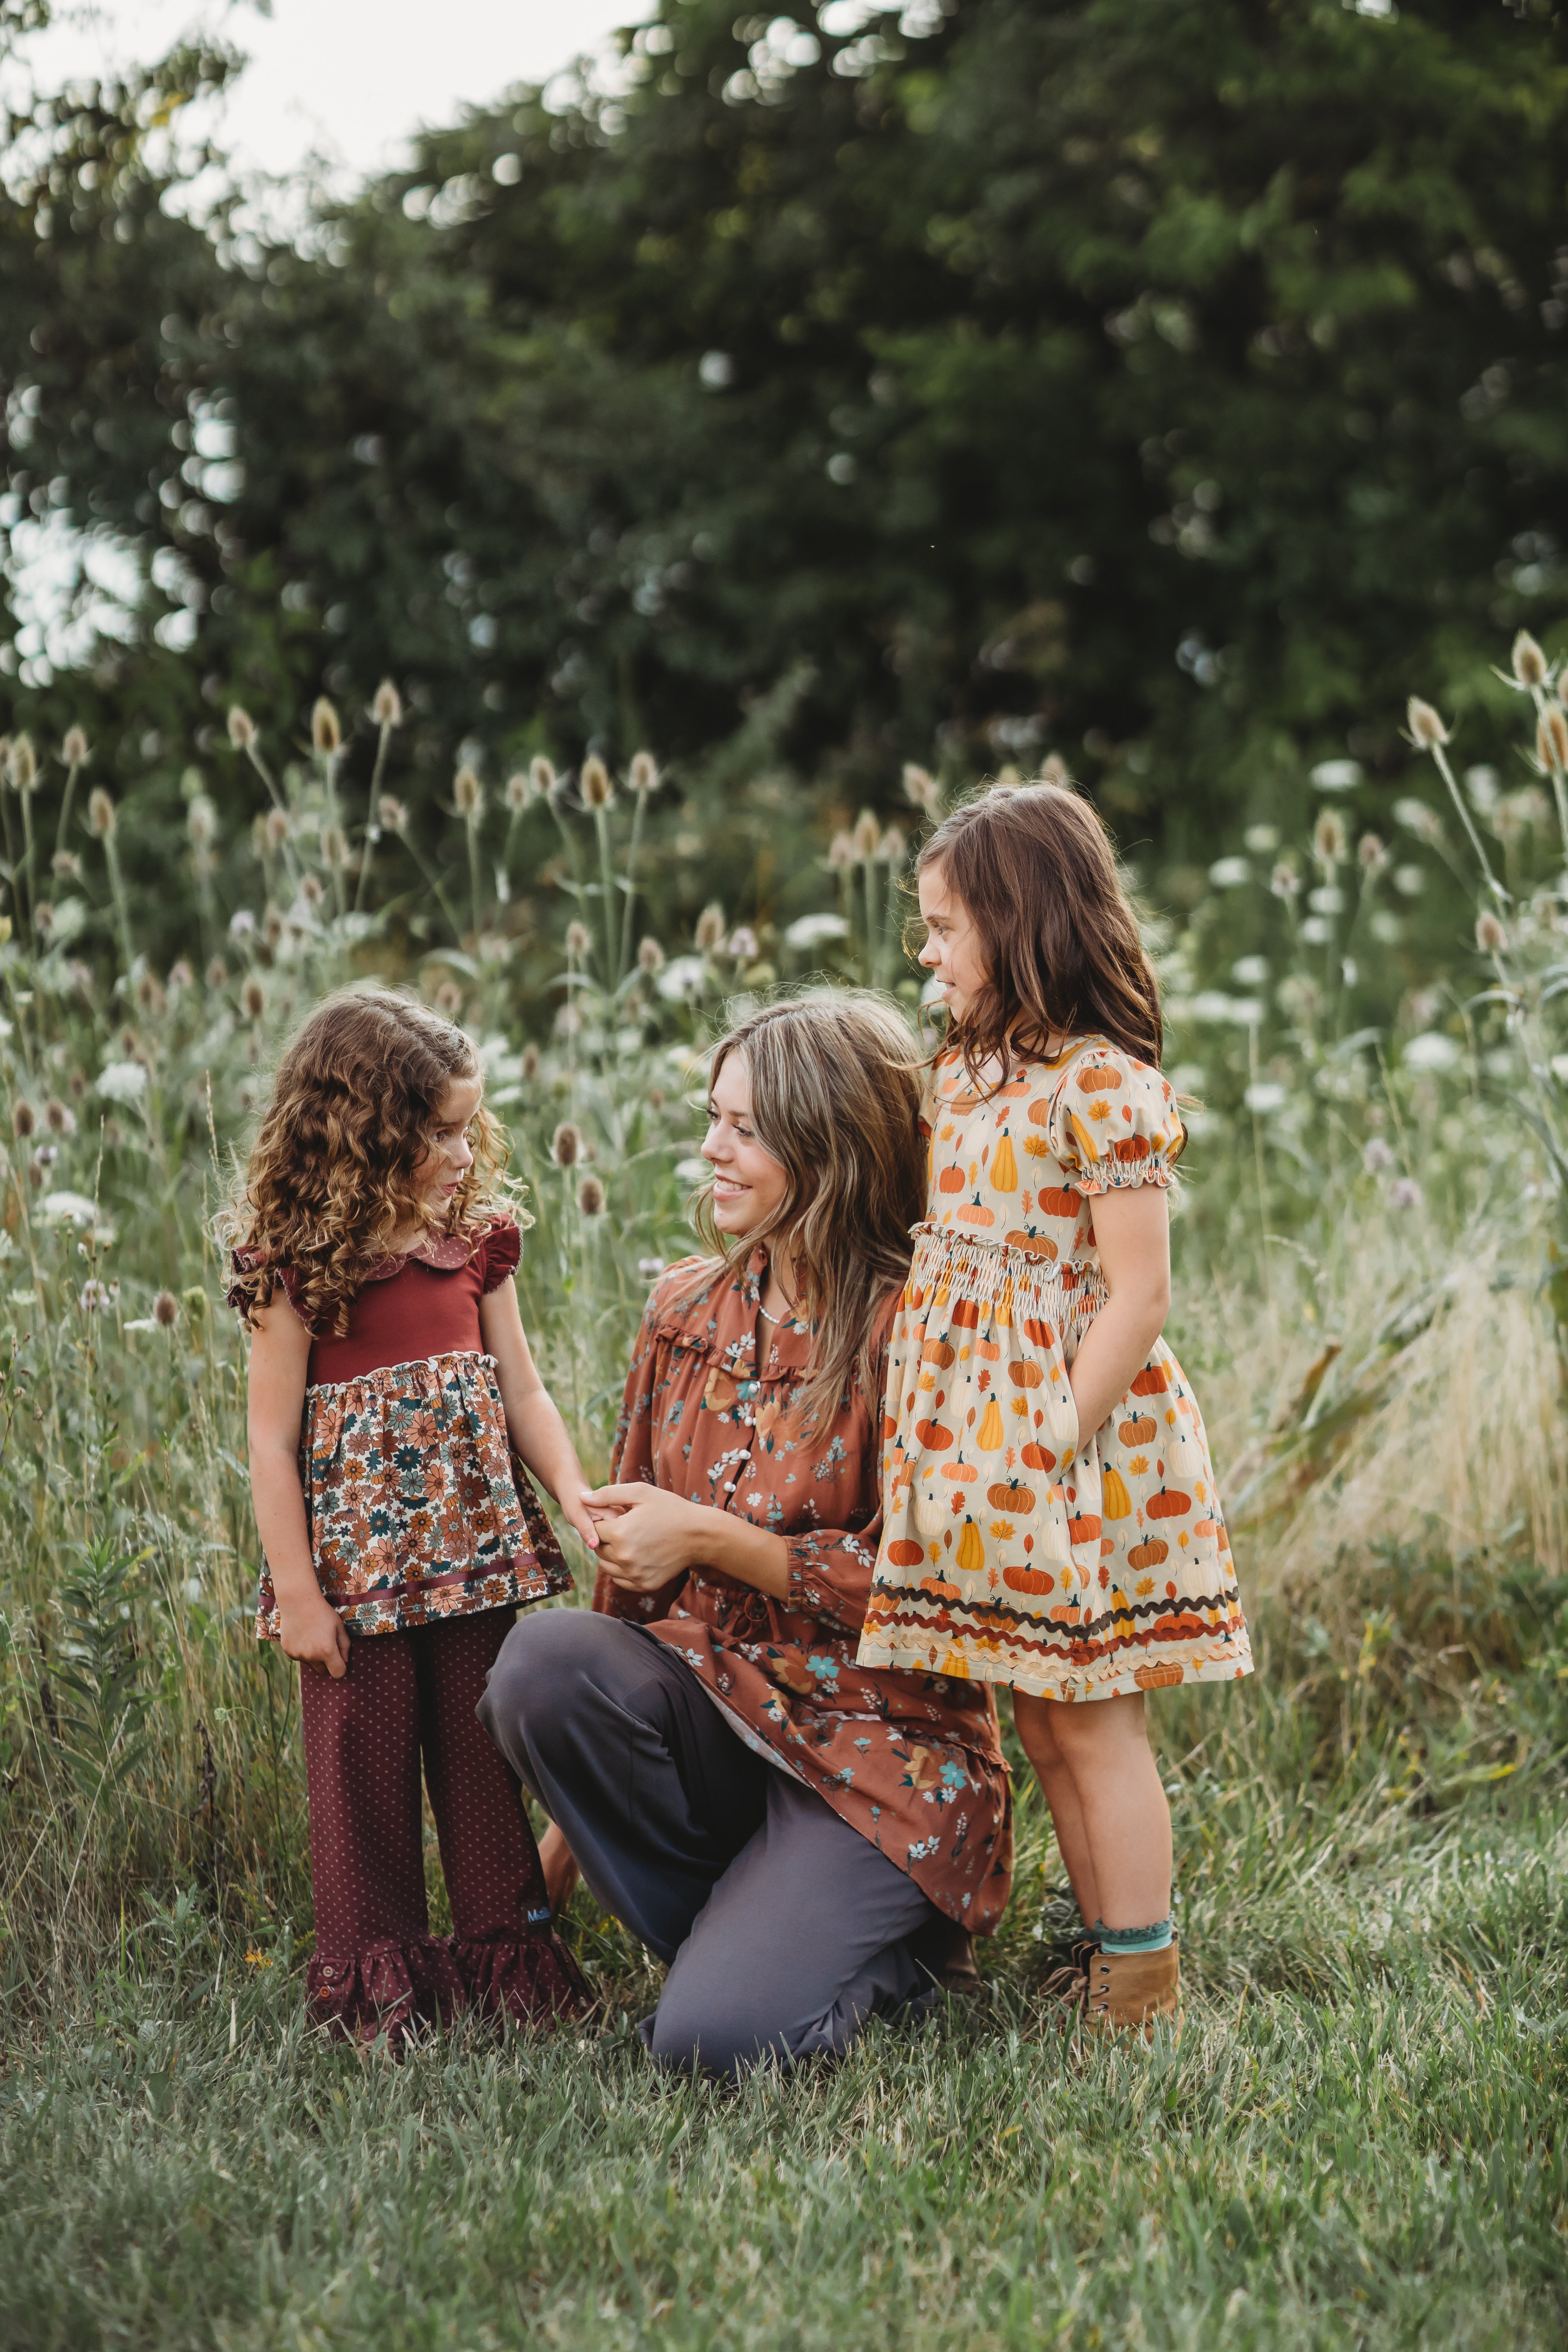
[221,989,506,1334]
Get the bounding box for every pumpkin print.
[862,1036,1251,1703]
[1101,1466,1133,1521]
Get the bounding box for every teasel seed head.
[378,795,407,833]
[454,764,482,817]
[901,762,940,817]
[87,787,116,838]
[61,724,89,767]
[371,678,403,728]
[1406,697,1448,750]
[34,902,54,940]
[187,795,216,849]
[300,874,323,908]
[505,771,530,812]
[1357,831,1389,873]
[695,902,726,952]
[580,754,612,810]
[1038,752,1072,788]
[206,956,228,989]
[577,1173,606,1216]
[852,808,881,861]
[322,823,350,871]
[44,1096,73,1135]
[1537,705,1568,773]
[1270,860,1301,900]
[565,920,592,960]
[879,823,907,865]
[637,935,665,975]
[828,829,856,872]
[242,977,265,1020]
[551,1120,582,1168]
[1512,631,1548,689]
[629,749,659,797]
[521,1044,540,1081]
[263,905,283,947]
[51,851,80,881]
[530,754,557,802]
[168,959,193,993]
[1476,911,1509,954]
[10,734,36,793]
[1313,809,1348,867]
[435,980,463,1015]
[153,1289,179,1327]
[227,706,256,750]
[311,697,341,755]
[13,1100,35,1138]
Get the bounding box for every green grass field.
[6,1675,1566,2352]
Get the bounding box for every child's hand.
[584,1484,708,1591]
[278,1594,351,1679]
[555,1487,603,1555]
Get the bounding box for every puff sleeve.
[1044,1045,1185,1195]
[479,1217,522,1293]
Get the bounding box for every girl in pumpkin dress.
[857,783,1252,2032]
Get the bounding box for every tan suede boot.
[1086,1940,1181,2038]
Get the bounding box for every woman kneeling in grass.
[479,995,1013,2079]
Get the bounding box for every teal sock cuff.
[1096,1916,1174,1955]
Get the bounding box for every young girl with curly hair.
[224,989,595,2042]
[858,783,1252,2034]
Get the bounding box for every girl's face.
[414,1075,483,1214]
[701,1050,791,1237]
[917,861,990,1022]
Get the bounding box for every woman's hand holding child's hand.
[584,1484,707,1591]
[554,1486,603,1555]
[278,1593,352,1679]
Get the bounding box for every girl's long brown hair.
[919,782,1165,1087]
[685,992,924,1429]
[221,989,506,1334]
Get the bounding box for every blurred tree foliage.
[3,0,1568,945]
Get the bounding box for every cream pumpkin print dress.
[858,1037,1252,1700]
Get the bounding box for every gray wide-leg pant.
[477,1610,945,2079]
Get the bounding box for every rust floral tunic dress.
[857,1039,1253,1701]
[594,1252,1014,1933]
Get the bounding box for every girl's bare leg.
[1012,1689,1102,1928]
[1014,1689,1172,1929]
[539,1820,581,1913]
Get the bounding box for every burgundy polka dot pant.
[298,1607,589,2042]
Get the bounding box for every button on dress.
[857,1040,1253,1700]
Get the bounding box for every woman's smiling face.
[701,1049,791,1236]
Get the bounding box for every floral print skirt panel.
[255,1350,573,1639]
[858,1227,1253,1699]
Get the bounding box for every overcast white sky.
[11,0,654,185]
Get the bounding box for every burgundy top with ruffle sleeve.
[228,1218,573,1638]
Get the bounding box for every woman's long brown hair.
[221,988,506,1334]
[684,992,924,1429]
[919,782,1165,1087]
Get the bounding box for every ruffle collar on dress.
[358,1230,479,1282]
